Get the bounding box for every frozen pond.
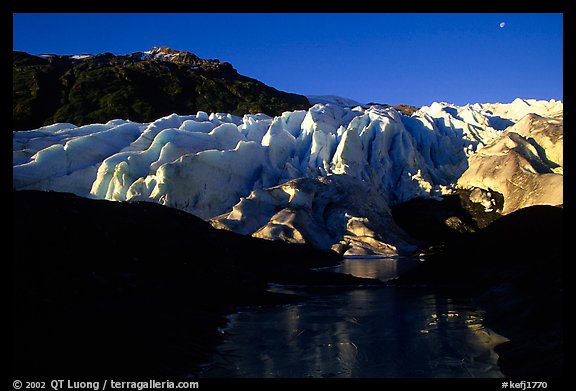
[199,257,506,378]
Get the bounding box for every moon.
[499,22,506,28]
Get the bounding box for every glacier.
[13,98,563,255]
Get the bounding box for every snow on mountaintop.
[31,47,218,66]
[307,95,363,107]
[139,46,215,65]
[70,54,94,60]
[35,53,94,60]
[306,96,419,116]
[13,99,562,255]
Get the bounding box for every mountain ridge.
[13,47,311,131]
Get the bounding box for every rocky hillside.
[13,46,311,131]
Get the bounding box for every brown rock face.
[457,113,563,214]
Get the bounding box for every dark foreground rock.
[393,205,563,378]
[391,188,504,245]
[12,190,379,377]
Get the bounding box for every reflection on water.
[199,258,507,378]
[321,256,421,281]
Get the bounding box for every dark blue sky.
[13,13,563,106]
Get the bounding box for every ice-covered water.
[199,258,507,378]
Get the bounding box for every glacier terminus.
[13,98,563,256]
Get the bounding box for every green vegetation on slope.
[13,49,311,131]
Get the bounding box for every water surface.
[199,258,506,378]
[319,255,421,281]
